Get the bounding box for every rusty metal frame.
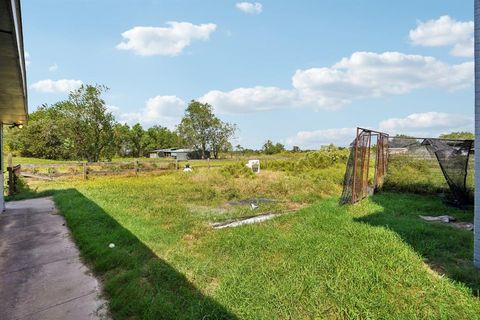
[350,128,389,204]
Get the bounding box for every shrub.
[220,162,255,178]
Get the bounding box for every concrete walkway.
[0,197,108,320]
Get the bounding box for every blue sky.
[23,0,473,149]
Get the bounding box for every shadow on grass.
[46,188,237,320]
[354,192,480,295]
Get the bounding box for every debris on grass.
[419,215,473,231]
[211,212,280,229]
[419,215,455,223]
[227,198,277,206]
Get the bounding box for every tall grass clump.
[383,155,449,194]
[263,145,349,172]
[220,162,255,178]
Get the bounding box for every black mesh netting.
[423,139,473,205]
[340,141,355,205]
[340,132,474,206]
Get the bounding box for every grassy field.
[12,158,480,319]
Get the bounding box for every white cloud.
[106,105,120,114]
[118,95,186,129]
[48,63,59,72]
[116,21,217,56]
[409,15,473,57]
[236,2,263,14]
[293,51,473,108]
[286,112,473,149]
[378,112,473,135]
[286,128,356,149]
[30,79,83,93]
[199,86,296,113]
[201,51,472,113]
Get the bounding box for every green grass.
[14,169,480,319]
[11,156,81,165]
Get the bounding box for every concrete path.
[0,197,108,320]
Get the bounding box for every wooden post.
[134,160,139,176]
[208,158,210,169]
[175,159,178,170]
[83,163,87,180]
[7,153,13,196]
[7,152,12,169]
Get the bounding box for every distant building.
[149,148,208,160]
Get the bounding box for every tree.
[113,123,131,157]
[129,123,145,157]
[209,120,236,159]
[235,144,245,156]
[177,100,236,159]
[262,140,285,155]
[439,132,474,140]
[8,103,79,159]
[65,84,116,162]
[142,125,182,156]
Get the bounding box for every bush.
[263,145,349,172]
[220,162,255,178]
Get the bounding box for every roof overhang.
[0,0,27,125]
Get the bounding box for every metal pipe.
[352,128,360,203]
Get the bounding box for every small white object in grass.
[109,243,115,248]
[250,203,259,210]
[245,159,260,173]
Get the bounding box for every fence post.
[134,159,139,176]
[208,158,210,170]
[7,153,13,196]
[83,163,87,180]
[175,159,178,170]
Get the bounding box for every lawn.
[15,163,480,319]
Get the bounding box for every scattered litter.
[419,215,455,223]
[212,212,280,229]
[228,198,277,206]
[419,215,473,231]
[246,159,260,173]
[109,243,115,248]
[451,222,474,231]
[250,203,259,210]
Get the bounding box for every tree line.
[5,84,237,161]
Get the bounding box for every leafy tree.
[177,100,236,159]
[64,84,116,162]
[439,132,474,140]
[129,123,145,157]
[142,125,182,156]
[209,120,236,159]
[113,123,132,157]
[235,144,245,156]
[7,103,77,159]
[262,140,285,155]
[9,84,116,161]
